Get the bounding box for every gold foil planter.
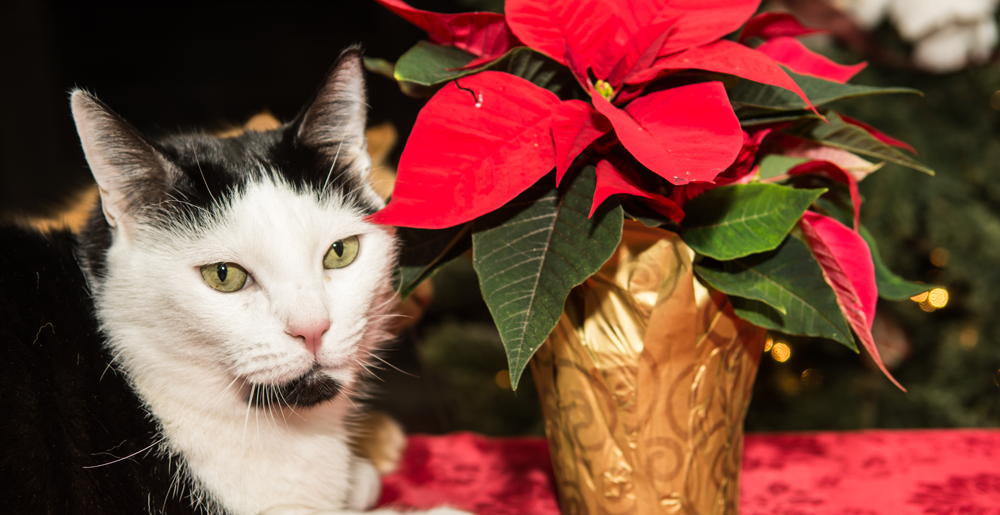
[530,221,765,515]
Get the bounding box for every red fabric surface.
[377,429,1000,514]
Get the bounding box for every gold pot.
[530,221,765,515]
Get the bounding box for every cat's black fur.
[0,48,375,514]
[0,226,190,514]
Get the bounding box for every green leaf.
[729,68,921,112]
[806,112,934,175]
[472,166,623,390]
[392,42,576,98]
[758,154,809,180]
[393,41,477,98]
[696,263,786,315]
[363,56,396,82]
[396,224,472,299]
[859,225,933,301]
[700,237,857,351]
[680,183,826,261]
[739,109,821,127]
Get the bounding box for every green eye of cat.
[324,235,359,269]
[200,262,248,292]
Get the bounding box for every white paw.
[347,458,382,511]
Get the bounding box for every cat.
[0,47,470,515]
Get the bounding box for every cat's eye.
[323,235,360,269]
[200,262,248,292]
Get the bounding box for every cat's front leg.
[346,455,382,511]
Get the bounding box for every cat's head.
[71,48,397,410]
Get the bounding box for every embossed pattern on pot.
[531,221,766,514]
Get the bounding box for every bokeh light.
[992,90,1000,110]
[494,370,511,390]
[764,335,774,353]
[927,288,949,308]
[771,343,791,363]
[912,287,949,311]
[959,328,978,349]
[994,369,1000,387]
[929,247,950,267]
[801,368,824,389]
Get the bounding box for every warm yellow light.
[801,368,824,389]
[494,370,511,389]
[959,328,978,349]
[771,343,791,362]
[777,371,802,395]
[927,288,949,308]
[919,302,937,312]
[929,247,950,268]
[994,369,1000,387]
[764,336,774,353]
[911,291,929,303]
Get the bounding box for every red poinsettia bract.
[370,0,850,229]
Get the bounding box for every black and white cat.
[0,48,468,515]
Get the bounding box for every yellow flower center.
[595,79,615,101]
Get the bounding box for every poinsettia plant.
[366,0,934,390]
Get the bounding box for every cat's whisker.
[265,386,283,433]
[363,351,420,379]
[368,313,413,319]
[162,192,210,216]
[194,149,218,206]
[353,358,384,382]
[321,139,345,194]
[272,387,290,429]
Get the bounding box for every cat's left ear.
[296,47,373,189]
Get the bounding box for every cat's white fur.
[70,54,472,515]
[95,177,388,514]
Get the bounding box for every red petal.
[739,12,826,43]
[788,160,862,232]
[620,0,760,56]
[373,0,519,59]
[605,21,675,87]
[757,37,866,84]
[669,129,767,207]
[592,81,742,185]
[839,114,918,155]
[633,40,817,115]
[551,100,613,185]
[368,72,559,229]
[593,158,684,221]
[505,0,624,74]
[800,212,904,391]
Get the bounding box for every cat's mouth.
[244,364,342,409]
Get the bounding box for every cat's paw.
[346,458,381,511]
[352,410,406,475]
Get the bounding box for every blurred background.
[3,0,998,435]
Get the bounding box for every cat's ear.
[71,90,179,234]
[296,47,372,181]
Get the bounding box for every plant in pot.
[366,0,934,512]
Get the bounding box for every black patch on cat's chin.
[246,364,342,409]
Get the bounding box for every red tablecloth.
[377,429,1000,514]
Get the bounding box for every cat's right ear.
[71,90,177,236]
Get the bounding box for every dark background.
[4,0,998,435]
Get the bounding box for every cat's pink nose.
[288,321,330,359]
